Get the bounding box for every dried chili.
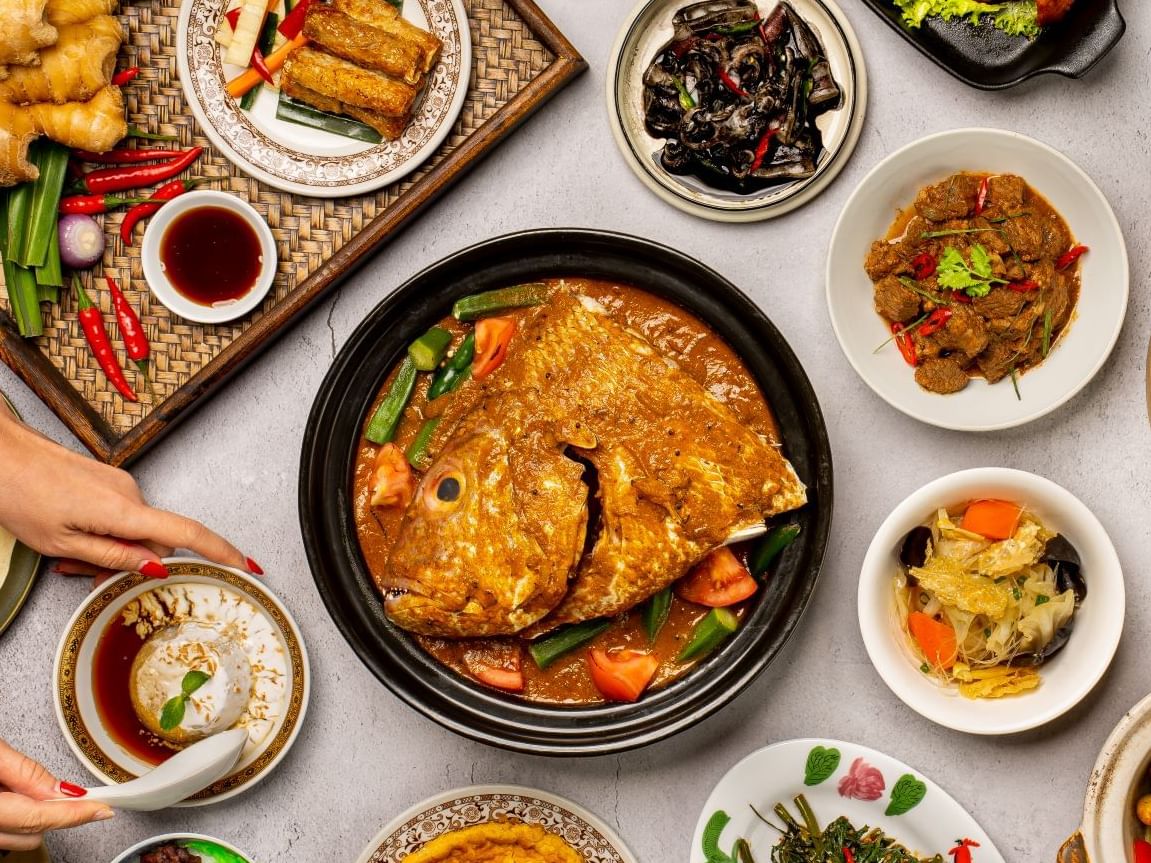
[1056,244,1089,270]
[892,322,918,367]
[105,275,152,393]
[918,308,953,337]
[74,147,203,195]
[911,251,937,281]
[119,178,210,246]
[73,275,137,403]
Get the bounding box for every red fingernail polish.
[246,557,264,576]
[59,781,87,798]
[140,560,169,579]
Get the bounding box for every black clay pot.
[299,229,833,755]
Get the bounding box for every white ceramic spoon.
[54,729,247,812]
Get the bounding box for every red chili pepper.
[892,322,918,367]
[250,47,275,85]
[748,128,776,174]
[76,147,203,195]
[911,251,937,281]
[225,6,242,29]
[278,0,312,39]
[1008,279,1039,293]
[951,291,972,304]
[974,176,990,216]
[72,147,190,164]
[843,849,855,863]
[718,67,748,98]
[1134,839,1151,863]
[670,37,697,58]
[1056,244,1089,271]
[105,275,153,394]
[948,838,980,863]
[119,177,210,246]
[918,307,953,337]
[72,275,137,403]
[111,67,140,87]
[60,194,152,215]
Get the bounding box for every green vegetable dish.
[891,0,1077,38]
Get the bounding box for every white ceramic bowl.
[141,191,277,324]
[827,128,1129,431]
[110,833,253,863]
[53,558,310,806]
[858,468,1124,735]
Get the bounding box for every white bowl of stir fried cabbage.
[858,467,1123,735]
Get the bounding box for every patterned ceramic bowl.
[110,833,254,863]
[353,785,638,863]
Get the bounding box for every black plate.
[298,230,833,755]
[858,0,1125,90]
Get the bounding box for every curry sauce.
[353,279,779,705]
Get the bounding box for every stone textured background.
[1,2,1148,861]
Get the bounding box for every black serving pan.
[298,230,833,756]
[858,0,1125,90]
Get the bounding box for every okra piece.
[427,332,475,400]
[678,608,738,662]
[528,619,611,669]
[642,587,672,643]
[405,417,441,469]
[365,357,416,444]
[451,283,550,322]
[408,326,453,371]
[748,523,800,576]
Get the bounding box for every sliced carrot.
[587,649,659,703]
[225,33,308,99]
[961,499,1023,541]
[472,316,516,379]
[908,611,958,670]
[369,442,415,509]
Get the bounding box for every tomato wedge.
[370,442,415,509]
[465,649,524,693]
[961,499,1022,541]
[587,649,659,703]
[675,548,758,607]
[472,316,516,379]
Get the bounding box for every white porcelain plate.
[827,127,1129,431]
[354,785,639,863]
[607,0,867,222]
[176,0,471,197]
[53,559,310,807]
[690,739,1005,863]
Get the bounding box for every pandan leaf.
[159,695,185,731]
[182,669,212,695]
[181,840,251,863]
[701,810,736,863]
[804,745,841,786]
[886,774,927,816]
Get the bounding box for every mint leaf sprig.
[160,670,213,731]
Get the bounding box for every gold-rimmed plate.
[0,394,42,640]
[354,785,640,863]
[176,0,472,197]
[52,559,310,806]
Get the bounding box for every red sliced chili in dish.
[918,308,953,337]
[892,322,918,367]
[1055,244,1089,271]
[974,176,990,216]
[911,252,937,281]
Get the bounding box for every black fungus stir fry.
[642,0,843,192]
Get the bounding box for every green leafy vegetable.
[892,0,1040,38]
[936,244,1007,297]
[886,774,928,816]
[992,1,1040,36]
[803,745,841,786]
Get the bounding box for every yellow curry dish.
[402,823,581,863]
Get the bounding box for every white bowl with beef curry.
[827,128,1128,431]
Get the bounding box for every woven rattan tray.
[0,0,584,466]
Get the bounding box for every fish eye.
[436,476,461,502]
[423,468,466,513]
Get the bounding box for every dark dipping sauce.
[161,206,263,306]
[92,615,176,766]
[353,279,781,705]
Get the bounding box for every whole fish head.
[383,402,589,637]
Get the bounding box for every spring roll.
[281,46,416,118]
[0,14,122,104]
[303,6,423,86]
[0,0,55,67]
[29,85,126,152]
[280,74,408,141]
[330,0,442,73]
[45,0,118,26]
[0,103,40,186]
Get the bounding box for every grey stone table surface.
[2,2,1149,861]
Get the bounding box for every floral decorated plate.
[176,0,471,197]
[690,739,1005,862]
[354,785,639,863]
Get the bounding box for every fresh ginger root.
[0,14,121,105]
[44,0,117,27]
[0,0,56,67]
[0,102,41,185]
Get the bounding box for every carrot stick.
[225,33,308,99]
[961,499,1023,541]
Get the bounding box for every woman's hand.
[0,409,259,579]
[0,739,113,851]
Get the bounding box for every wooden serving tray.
[0,0,584,466]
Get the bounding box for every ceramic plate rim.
[352,784,640,863]
[825,126,1130,432]
[52,557,311,807]
[689,737,1005,863]
[0,393,41,639]
[175,0,471,198]
[605,0,868,222]
[856,467,1124,735]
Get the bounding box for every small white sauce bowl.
[857,467,1124,735]
[141,190,277,325]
